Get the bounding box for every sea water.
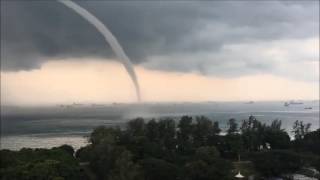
[1,101,319,150]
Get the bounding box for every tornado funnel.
[58,0,141,102]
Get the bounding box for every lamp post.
[235,171,244,179]
[235,154,245,179]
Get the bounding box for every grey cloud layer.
[1,1,319,81]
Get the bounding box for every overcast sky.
[1,0,319,104]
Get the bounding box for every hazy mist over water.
[1,101,319,150]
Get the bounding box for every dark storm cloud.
[1,0,318,80]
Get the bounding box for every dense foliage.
[0,145,87,180]
[1,115,319,180]
[76,116,233,180]
[250,150,302,177]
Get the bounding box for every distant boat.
[289,100,303,105]
[304,107,312,110]
[245,101,254,104]
[72,103,84,107]
[91,104,105,107]
[284,100,303,106]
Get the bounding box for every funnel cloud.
[58,0,141,102]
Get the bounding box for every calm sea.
[1,101,319,150]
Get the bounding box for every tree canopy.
[1,115,319,180]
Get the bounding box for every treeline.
[0,145,86,180]
[1,115,319,180]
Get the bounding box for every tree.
[263,120,290,150]
[314,157,320,172]
[240,116,264,151]
[240,117,292,151]
[178,116,193,138]
[108,150,142,180]
[146,119,160,141]
[195,146,220,163]
[251,150,302,177]
[292,120,311,140]
[193,116,213,147]
[295,129,320,155]
[221,134,244,159]
[89,126,121,145]
[158,118,176,150]
[227,118,238,135]
[89,143,132,179]
[184,146,232,180]
[212,121,221,135]
[264,128,290,149]
[55,144,74,156]
[141,158,178,180]
[0,148,85,180]
[76,145,93,162]
[127,118,146,136]
[177,116,194,155]
[184,160,208,180]
[270,119,282,130]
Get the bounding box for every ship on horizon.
[284,100,304,107]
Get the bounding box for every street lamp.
[235,171,244,179]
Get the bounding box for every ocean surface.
[1,101,319,150]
